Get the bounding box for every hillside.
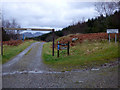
[23,32,43,38]
[42,33,119,70]
[34,11,120,42]
[55,33,118,47]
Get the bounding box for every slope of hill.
[42,33,119,69]
[35,11,120,42]
[55,33,119,47]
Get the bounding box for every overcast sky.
[2,0,99,33]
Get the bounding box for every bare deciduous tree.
[2,16,21,40]
[94,1,119,16]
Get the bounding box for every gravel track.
[2,42,119,88]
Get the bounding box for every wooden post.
[57,41,59,57]
[118,29,120,43]
[115,34,117,43]
[109,34,110,43]
[52,29,55,56]
[23,34,24,42]
[67,41,69,56]
[0,27,3,56]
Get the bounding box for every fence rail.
[0,27,55,56]
[4,28,52,31]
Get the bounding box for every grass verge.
[25,47,33,55]
[2,40,36,64]
[0,47,1,64]
[42,40,119,70]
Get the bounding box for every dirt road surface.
[2,42,119,88]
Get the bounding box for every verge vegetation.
[0,47,1,64]
[2,40,36,64]
[42,33,119,70]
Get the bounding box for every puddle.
[75,80,84,84]
[77,81,83,83]
[3,70,84,76]
[2,70,62,76]
[2,67,104,76]
[91,68,100,71]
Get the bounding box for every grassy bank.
[2,40,36,64]
[0,47,2,64]
[0,54,1,64]
[42,40,119,70]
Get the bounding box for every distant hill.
[23,32,43,38]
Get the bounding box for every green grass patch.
[2,40,36,64]
[0,56,2,64]
[0,47,1,64]
[25,47,33,55]
[42,40,119,70]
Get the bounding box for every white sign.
[107,29,119,33]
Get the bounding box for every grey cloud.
[2,1,98,30]
[68,2,94,9]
